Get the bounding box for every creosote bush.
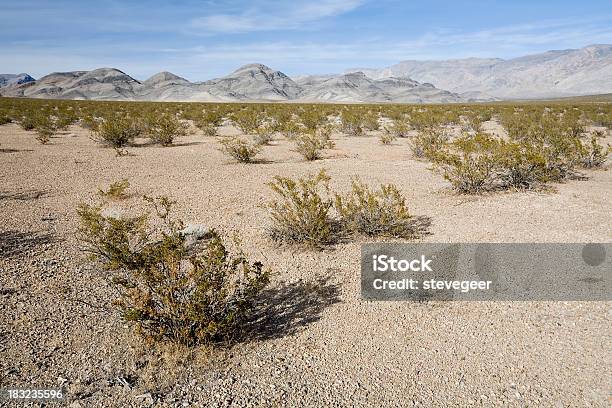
[35,126,53,144]
[253,124,276,146]
[409,128,448,159]
[266,170,336,248]
[294,127,335,161]
[77,196,270,345]
[430,133,500,194]
[92,115,142,148]
[579,136,610,168]
[146,114,187,146]
[495,141,548,189]
[340,110,364,136]
[379,131,396,145]
[219,137,261,163]
[20,115,37,131]
[335,179,422,238]
[195,111,223,137]
[384,119,410,138]
[231,109,263,135]
[266,171,430,249]
[98,179,130,200]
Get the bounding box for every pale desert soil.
[0,122,611,407]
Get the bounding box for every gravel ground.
[0,122,610,407]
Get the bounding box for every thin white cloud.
[1,14,610,79]
[190,0,364,33]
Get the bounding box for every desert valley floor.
[1,122,611,407]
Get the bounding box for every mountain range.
[347,44,612,99]
[1,44,610,103]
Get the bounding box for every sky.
[1,0,611,81]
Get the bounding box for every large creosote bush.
[77,196,270,345]
[92,115,142,148]
[266,170,336,248]
[335,178,425,238]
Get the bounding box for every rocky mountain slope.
[347,44,612,99]
[3,68,141,100]
[0,73,35,88]
[296,72,465,103]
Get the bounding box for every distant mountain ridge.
[346,44,612,99]
[0,73,35,88]
[1,64,468,103]
[1,44,610,102]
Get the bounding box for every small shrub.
[266,170,336,248]
[335,179,422,238]
[294,127,335,161]
[98,179,130,200]
[362,111,380,131]
[195,111,223,137]
[279,120,302,140]
[231,109,263,135]
[147,115,187,146]
[340,110,364,136]
[540,134,583,181]
[430,133,500,194]
[219,137,261,163]
[410,128,447,159]
[77,197,270,345]
[80,115,101,131]
[384,119,410,138]
[35,126,53,144]
[579,136,610,168]
[298,108,328,131]
[0,115,11,125]
[198,122,219,137]
[20,116,37,131]
[253,124,275,146]
[93,115,142,148]
[495,141,548,189]
[379,131,396,145]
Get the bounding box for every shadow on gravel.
[241,273,342,342]
[0,230,56,258]
[408,215,434,238]
[0,148,34,153]
[0,190,49,201]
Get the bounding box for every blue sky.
[1,0,611,80]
